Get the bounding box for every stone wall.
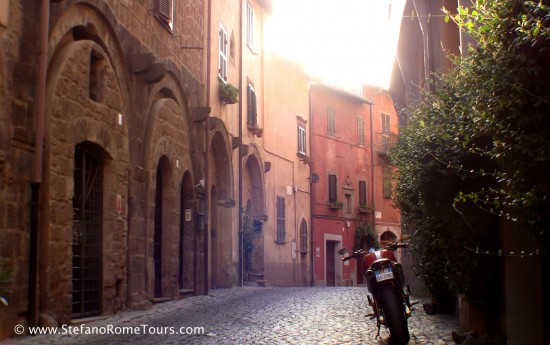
[0,0,207,339]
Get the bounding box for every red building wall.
[310,84,402,286]
[310,84,372,286]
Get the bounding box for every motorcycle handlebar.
[386,242,409,250]
[341,255,354,262]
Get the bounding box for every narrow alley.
[2,287,458,345]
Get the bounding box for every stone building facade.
[0,0,208,338]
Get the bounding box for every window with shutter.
[327,107,336,135]
[247,2,254,49]
[157,0,173,31]
[247,83,257,127]
[381,113,391,147]
[219,24,228,81]
[276,196,285,243]
[357,116,365,144]
[300,220,308,254]
[328,174,337,202]
[359,180,367,206]
[298,126,306,155]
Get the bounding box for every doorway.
[72,145,103,318]
[326,241,337,286]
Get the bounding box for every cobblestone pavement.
[2,287,459,345]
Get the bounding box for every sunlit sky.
[265,0,405,92]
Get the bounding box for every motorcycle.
[338,241,413,344]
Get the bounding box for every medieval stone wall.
[0,0,207,338]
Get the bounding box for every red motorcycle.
[339,241,413,344]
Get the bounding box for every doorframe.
[323,234,342,286]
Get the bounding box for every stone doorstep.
[151,297,171,304]
[178,289,194,295]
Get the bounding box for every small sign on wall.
[291,240,297,259]
[375,211,382,219]
[287,185,293,195]
[185,209,192,222]
[316,247,320,257]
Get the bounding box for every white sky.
[265,0,405,92]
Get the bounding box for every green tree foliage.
[354,221,379,251]
[390,0,550,310]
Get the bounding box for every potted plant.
[218,82,239,104]
[329,201,344,209]
[358,205,371,213]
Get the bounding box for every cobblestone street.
[2,287,459,345]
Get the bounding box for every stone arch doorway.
[380,230,397,248]
[154,155,171,298]
[242,154,266,283]
[179,171,194,291]
[210,185,219,288]
[72,142,106,318]
[208,131,233,287]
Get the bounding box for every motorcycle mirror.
[337,248,348,255]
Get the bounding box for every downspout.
[369,102,376,234]
[308,86,315,286]
[204,0,212,295]
[30,0,49,327]
[237,0,244,287]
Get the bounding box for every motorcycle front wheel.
[379,284,410,345]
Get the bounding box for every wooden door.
[326,241,336,286]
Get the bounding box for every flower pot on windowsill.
[247,125,263,137]
[329,202,343,210]
[218,82,239,104]
[358,206,371,213]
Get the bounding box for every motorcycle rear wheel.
[379,284,410,345]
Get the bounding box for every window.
[247,83,257,127]
[327,106,336,135]
[89,50,105,102]
[344,193,353,214]
[219,24,228,81]
[247,1,254,49]
[328,174,337,203]
[383,166,392,198]
[359,180,367,207]
[276,196,285,243]
[156,0,173,31]
[298,126,306,155]
[297,116,307,156]
[300,220,308,254]
[357,116,365,144]
[381,113,391,146]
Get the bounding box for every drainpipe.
[369,102,376,234]
[204,0,212,295]
[237,0,244,287]
[308,86,315,286]
[30,0,49,328]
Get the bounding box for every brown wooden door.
[326,241,336,286]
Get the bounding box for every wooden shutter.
[158,0,171,20]
[277,196,285,243]
[359,180,367,206]
[247,84,257,126]
[219,25,228,81]
[328,174,337,202]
